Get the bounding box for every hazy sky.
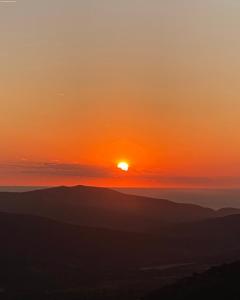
[1,0,240,187]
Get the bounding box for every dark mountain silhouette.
[0,185,239,232]
[0,211,240,298]
[143,261,240,300]
[155,214,240,263]
[0,211,167,299]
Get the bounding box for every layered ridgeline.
[1,212,240,298]
[0,187,240,298]
[143,261,240,300]
[0,185,239,232]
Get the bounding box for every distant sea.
[116,188,240,209]
[1,186,240,209]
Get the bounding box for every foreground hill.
[0,211,165,298]
[143,261,240,300]
[0,211,203,299]
[0,211,240,298]
[0,185,239,232]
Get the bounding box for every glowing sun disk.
[117,162,129,172]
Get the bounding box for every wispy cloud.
[0,161,112,178]
[1,160,240,187]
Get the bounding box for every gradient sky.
[1,0,240,187]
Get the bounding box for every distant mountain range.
[0,185,239,232]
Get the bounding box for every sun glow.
[117,162,129,172]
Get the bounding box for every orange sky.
[1,0,240,187]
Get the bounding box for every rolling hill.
[0,185,239,232]
[0,210,239,298]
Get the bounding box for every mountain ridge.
[0,206,240,298]
[0,185,239,232]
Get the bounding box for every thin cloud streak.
[0,161,112,178]
[0,161,240,187]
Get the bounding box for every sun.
[117,161,129,172]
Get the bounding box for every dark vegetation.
[143,261,240,300]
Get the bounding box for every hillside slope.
[0,211,240,298]
[143,261,240,300]
[0,185,238,232]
